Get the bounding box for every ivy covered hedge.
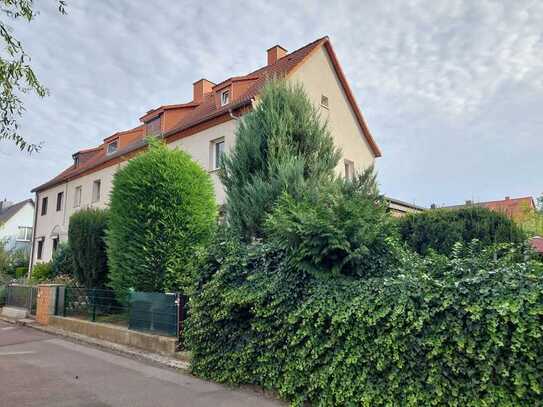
[188,240,543,406]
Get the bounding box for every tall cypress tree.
[220,79,341,241]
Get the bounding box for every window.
[56,191,64,211]
[52,237,59,253]
[74,186,82,208]
[41,197,48,216]
[146,117,161,137]
[16,226,32,242]
[321,94,329,109]
[220,89,230,106]
[92,180,101,203]
[74,155,80,167]
[37,239,44,260]
[107,140,118,155]
[344,159,355,179]
[211,138,225,170]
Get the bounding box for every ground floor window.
[37,239,44,260]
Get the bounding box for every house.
[0,199,35,252]
[386,197,425,218]
[30,36,382,266]
[441,196,537,222]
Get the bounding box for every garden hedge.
[397,206,526,255]
[188,239,543,406]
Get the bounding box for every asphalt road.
[0,320,282,407]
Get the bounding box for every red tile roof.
[530,237,543,254]
[32,36,380,193]
[444,196,536,221]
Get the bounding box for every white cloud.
[0,0,541,206]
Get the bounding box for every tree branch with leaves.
[0,0,66,152]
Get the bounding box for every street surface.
[0,320,282,406]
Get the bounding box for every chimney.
[193,79,215,103]
[267,45,287,65]
[505,196,510,200]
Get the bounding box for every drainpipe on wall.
[27,191,39,280]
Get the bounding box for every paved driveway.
[0,320,282,407]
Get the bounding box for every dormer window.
[107,140,118,155]
[220,89,230,106]
[146,116,161,137]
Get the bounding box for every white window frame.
[74,186,82,208]
[321,94,329,109]
[16,226,32,242]
[344,159,355,180]
[211,138,225,170]
[220,89,230,106]
[92,180,101,203]
[107,140,118,155]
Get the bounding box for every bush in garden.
[397,206,526,255]
[188,238,543,406]
[51,242,74,277]
[265,168,399,278]
[220,78,341,241]
[15,266,27,279]
[31,261,53,283]
[107,139,216,300]
[68,208,109,288]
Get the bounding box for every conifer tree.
[220,79,341,241]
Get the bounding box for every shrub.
[31,262,53,283]
[188,239,543,406]
[68,208,109,288]
[220,78,341,241]
[107,139,216,299]
[15,266,27,278]
[265,168,398,278]
[51,243,74,277]
[397,206,526,255]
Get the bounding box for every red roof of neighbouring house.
[32,36,381,193]
[530,237,543,254]
[443,196,536,221]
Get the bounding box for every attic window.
[220,89,230,106]
[321,94,329,109]
[146,116,161,137]
[74,155,79,167]
[107,140,118,155]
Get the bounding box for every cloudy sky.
[1,0,541,207]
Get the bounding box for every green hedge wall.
[188,239,543,406]
[397,207,526,255]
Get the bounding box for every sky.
[0,0,541,207]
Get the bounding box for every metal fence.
[62,287,187,338]
[5,284,37,315]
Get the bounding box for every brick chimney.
[193,79,215,103]
[267,45,287,65]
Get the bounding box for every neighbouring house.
[30,36,382,267]
[441,196,537,222]
[386,197,425,218]
[530,237,543,257]
[0,198,35,252]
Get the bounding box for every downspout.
[27,192,39,280]
[228,108,240,121]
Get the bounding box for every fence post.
[91,288,97,322]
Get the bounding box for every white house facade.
[0,199,35,252]
[30,37,381,268]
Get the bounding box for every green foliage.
[0,246,29,276]
[397,207,526,255]
[14,266,26,278]
[265,168,398,278]
[31,261,53,283]
[188,237,543,406]
[0,0,66,152]
[68,208,109,289]
[220,78,341,241]
[107,139,216,300]
[51,242,74,277]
